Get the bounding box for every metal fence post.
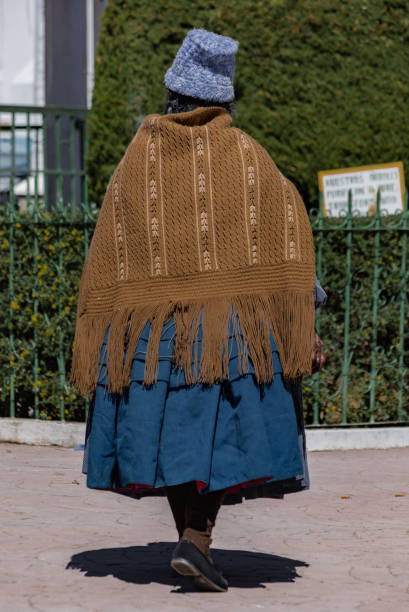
[369,190,382,422]
[8,111,16,418]
[397,191,408,420]
[31,111,40,418]
[312,192,324,424]
[82,120,91,421]
[340,190,353,424]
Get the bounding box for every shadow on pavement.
[67,541,308,591]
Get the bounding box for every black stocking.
[165,481,194,538]
[186,485,226,531]
[165,481,226,538]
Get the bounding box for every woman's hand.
[311,332,326,373]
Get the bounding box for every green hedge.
[304,216,408,424]
[88,0,409,208]
[0,207,407,424]
[0,208,93,421]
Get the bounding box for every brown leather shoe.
[171,526,228,592]
[182,521,213,563]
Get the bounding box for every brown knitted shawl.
[71,106,315,395]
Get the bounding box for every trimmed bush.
[88,0,409,207]
[0,207,96,421]
[0,206,407,424]
[304,214,409,425]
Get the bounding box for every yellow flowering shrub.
[0,207,97,420]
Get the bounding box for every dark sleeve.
[314,276,327,309]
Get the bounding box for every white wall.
[0,0,44,105]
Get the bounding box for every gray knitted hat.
[164,29,239,103]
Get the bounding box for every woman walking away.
[71,29,327,593]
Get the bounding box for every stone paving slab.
[1,442,408,611]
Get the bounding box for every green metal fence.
[0,104,96,421]
[0,104,408,425]
[310,191,409,426]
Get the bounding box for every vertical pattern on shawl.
[280,174,299,262]
[204,125,219,270]
[249,138,261,261]
[236,131,252,264]
[146,118,165,276]
[157,132,168,275]
[289,179,301,262]
[145,135,154,276]
[194,129,213,271]
[239,131,258,265]
[279,172,289,262]
[190,127,203,272]
[112,164,128,281]
[290,181,316,260]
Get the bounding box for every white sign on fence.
[318,162,405,217]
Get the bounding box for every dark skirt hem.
[85,470,309,505]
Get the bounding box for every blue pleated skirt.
[82,316,310,505]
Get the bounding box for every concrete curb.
[0,418,85,448]
[306,426,409,451]
[0,418,409,450]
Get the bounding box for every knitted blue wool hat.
[164,29,239,103]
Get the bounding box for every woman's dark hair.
[164,88,235,115]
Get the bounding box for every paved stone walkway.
[1,442,408,611]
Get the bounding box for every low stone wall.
[306,426,409,451]
[0,418,85,448]
[1,418,409,450]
